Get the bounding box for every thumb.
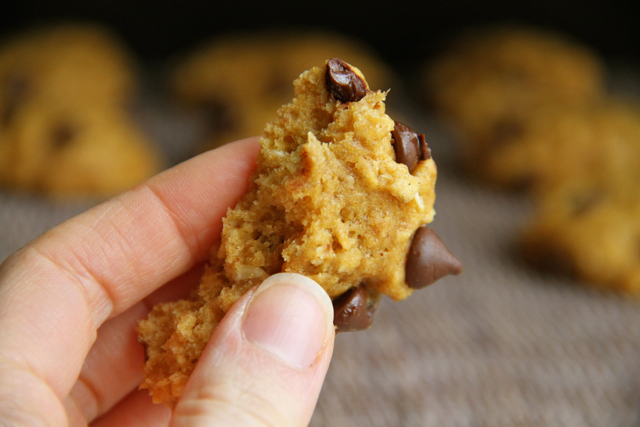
[170,273,335,427]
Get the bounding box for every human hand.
[0,137,336,427]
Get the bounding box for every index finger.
[0,137,259,405]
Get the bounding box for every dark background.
[2,0,639,70]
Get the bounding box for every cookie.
[0,24,161,197]
[139,59,461,407]
[521,180,640,296]
[479,101,640,189]
[517,102,640,294]
[0,103,160,196]
[0,24,135,108]
[424,26,605,177]
[171,31,395,151]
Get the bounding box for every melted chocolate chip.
[391,121,431,172]
[333,285,380,332]
[2,73,29,126]
[325,58,368,103]
[406,227,462,289]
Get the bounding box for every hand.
[0,137,336,427]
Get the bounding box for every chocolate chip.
[391,121,431,172]
[333,285,380,332]
[51,123,76,150]
[325,58,368,103]
[406,227,462,289]
[2,73,29,126]
[418,134,431,160]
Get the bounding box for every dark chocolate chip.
[325,58,368,103]
[391,121,419,172]
[51,123,76,150]
[406,227,462,289]
[418,134,431,160]
[333,285,380,332]
[391,121,431,172]
[2,73,29,126]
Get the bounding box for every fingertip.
[173,273,335,427]
[242,273,335,370]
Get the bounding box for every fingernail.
[242,273,334,369]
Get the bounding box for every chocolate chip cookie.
[0,24,135,108]
[139,59,461,407]
[480,101,640,189]
[171,31,395,151]
[521,179,640,296]
[0,24,161,196]
[424,26,605,179]
[480,99,640,295]
[0,104,160,196]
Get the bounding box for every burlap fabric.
[1,82,639,427]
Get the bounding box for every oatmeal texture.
[138,60,443,407]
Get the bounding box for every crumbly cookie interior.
[138,61,437,407]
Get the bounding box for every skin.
[0,137,335,427]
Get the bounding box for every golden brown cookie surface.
[481,101,640,189]
[521,180,640,296]
[0,24,161,197]
[139,59,461,407]
[424,26,605,180]
[0,24,135,108]
[171,31,394,151]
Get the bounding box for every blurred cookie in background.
[423,26,606,180]
[513,102,640,296]
[0,24,161,198]
[0,102,159,197]
[477,100,640,189]
[423,24,640,297]
[0,24,136,108]
[521,179,640,297]
[170,30,396,152]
